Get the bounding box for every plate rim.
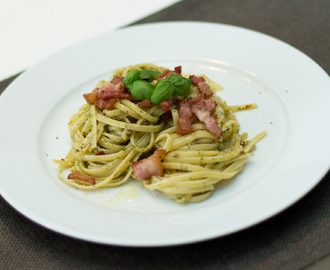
[1,21,330,247]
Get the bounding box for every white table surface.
[0,0,180,81]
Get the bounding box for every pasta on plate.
[53,63,267,203]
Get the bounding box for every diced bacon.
[68,171,95,185]
[95,99,117,110]
[95,99,105,109]
[95,151,105,155]
[138,99,152,107]
[158,70,169,79]
[176,100,195,135]
[83,77,127,105]
[158,68,181,79]
[177,100,193,118]
[83,92,99,105]
[174,66,182,74]
[190,75,205,85]
[132,149,167,180]
[204,99,217,112]
[105,99,117,110]
[160,95,176,111]
[110,75,124,85]
[203,116,223,139]
[177,118,195,134]
[187,95,216,112]
[101,91,134,101]
[189,75,213,98]
[101,81,125,93]
[191,101,209,122]
[198,83,213,99]
[160,100,171,111]
[189,98,223,139]
[187,94,203,105]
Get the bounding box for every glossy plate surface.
[1,22,330,247]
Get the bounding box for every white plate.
[1,22,330,247]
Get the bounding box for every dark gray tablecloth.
[1,0,330,269]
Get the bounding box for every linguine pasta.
[53,63,266,203]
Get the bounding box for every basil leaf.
[140,69,161,82]
[123,70,142,89]
[129,80,155,100]
[169,74,192,96]
[150,79,174,104]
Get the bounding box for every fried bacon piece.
[67,171,95,185]
[204,99,217,112]
[177,118,195,135]
[110,75,124,85]
[160,100,171,111]
[132,149,167,180]
[174,66,182,74]
[188,94,223,139]
[187,95,216,113]
[189,75,213,99]
[100,91,134,101]
[176,100,195,135]
[95,99,117,110]
[83,76,127,105]
[137,99,152,107]
[160,95,176,111]
[158,66,181,79]
[187,94,203,105]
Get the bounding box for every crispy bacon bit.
[95,151,105,155]
[177,118,195,134]
[178,100,194,119]
[187,94,203,105]
[158,68,181,79]
[189,96,223,139]
[189,75,213,98]
[137,99,152,107]
[204,99,217,112]
[174,66,182,74]
[245,104,252,109]
[132,149,167,180]
[101,91,134,101]
[83,80,126,105]
[110,75,124,85]
[95,99,117,110]
[83,92,97,105]
[160,100,171,111]
[189,75,205,85]
[187,95,216,113]
[160,95,176,111]
[176,100,195,135]
[68,171,95,185]
[83,76,127,105]
[103,79,126,93]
